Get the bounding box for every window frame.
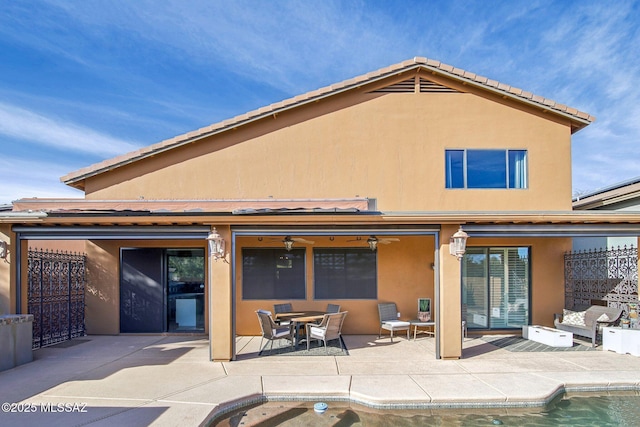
[462,246,531,330]
[313,247,378,300]
[445,149,528,189]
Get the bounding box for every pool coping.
[202,383,640,425]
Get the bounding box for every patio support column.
[0,225,13,315]
[208,225,233,361]
[439,224,463,359]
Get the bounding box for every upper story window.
[445,149,528,189]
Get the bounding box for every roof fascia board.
[12,225,210,240]
[232,225,440,236]
[380,210,640,222]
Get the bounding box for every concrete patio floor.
[1,334,640,426]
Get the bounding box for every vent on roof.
[372,78,416,93]
[419,78,458,93]
[371,77,459,93]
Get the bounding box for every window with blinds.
[313,248,377,299]
[242,248,306,300]
[462,247,530,329]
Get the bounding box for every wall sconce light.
[206,227,226,261]
[367,236,378,252]
[0,241,7,260]
[283,236,294,251]
[449,226,469,260]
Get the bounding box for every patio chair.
[326,303,341,313]
[256,309,294,355]
[306,311,348,353]
[273,303,294,325]
[378,302,410,342]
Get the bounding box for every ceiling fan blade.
[379,238,400,244]
[292,238,315,244]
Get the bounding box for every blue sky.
[1,1,639,204]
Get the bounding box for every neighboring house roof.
[61,56,595,191]
[573,176,640,210]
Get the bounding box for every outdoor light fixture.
[0,241,7,260]
[449,226,469,260]
[367,236,378,252]
[283,236,294,251]
[206,227,225,261]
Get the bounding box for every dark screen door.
[120,248,165,333]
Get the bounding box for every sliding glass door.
[462,247,530,330]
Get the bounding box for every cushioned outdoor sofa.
[554,305,623,347]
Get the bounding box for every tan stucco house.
[1,57,639,361]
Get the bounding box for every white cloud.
[34,1,407,94]
[0,102,140,157]
[0,156,83,203]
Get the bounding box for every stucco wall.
[28,240,85,253]
[82,73,573,212]
[85,240,120,334]
[234,235,436,335]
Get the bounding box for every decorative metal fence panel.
[27,249,86,349]
[564,245,638,315]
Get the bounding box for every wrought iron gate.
[27,248,86,349]
[564,245,638,314]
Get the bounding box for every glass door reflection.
[167,249,205,332]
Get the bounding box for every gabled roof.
[62,56,595,190]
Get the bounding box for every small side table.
[409,320,435,341]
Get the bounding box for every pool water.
[210,391,640,426]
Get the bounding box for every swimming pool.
[209,391,640,426]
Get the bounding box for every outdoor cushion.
[272,327,291,338]
[309,326,324,336]
[383,320,411,328]
[597,313,611,322]
[562,309,586,326]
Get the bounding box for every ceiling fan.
[265,236,315,251]
[348,235,400,251]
